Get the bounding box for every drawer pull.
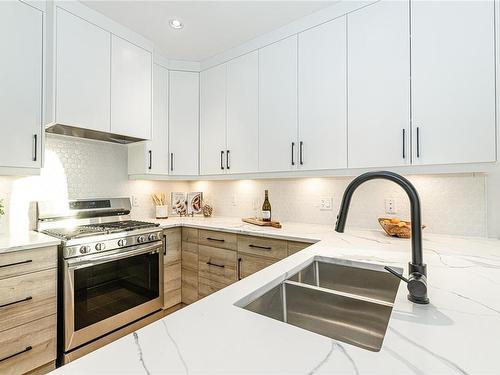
[237,257,242,280]
[249,244,272,250]
[0,259,32,269]
[207,261,225,268]
[206,237,225,242]
[0,346,32,362]
[0,296,32,309]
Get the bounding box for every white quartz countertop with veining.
[0,231,61,254]
[52,216,500,374]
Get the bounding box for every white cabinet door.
[149,64,169,174]
[348,0,410,168]
[226,51,259,174]
[0,1,43,168]
[200,64,227,175]
[259,36,298,172]
[111,35,152,140]
[298,17,347,171]
[56,7,111,133]
[411,1,496,165]
[169,71,199,176]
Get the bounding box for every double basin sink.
[238,257,401,352]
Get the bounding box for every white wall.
[0,134,188,234]
[191,173,489,237]
[0,134,494,238]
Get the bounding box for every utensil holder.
[155,205,168,219]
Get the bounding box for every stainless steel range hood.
[45,124,146,144]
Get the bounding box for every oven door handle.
[66,242,162,270]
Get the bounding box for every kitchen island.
[51,217,500,374]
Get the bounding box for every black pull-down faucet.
[335,171,429,304]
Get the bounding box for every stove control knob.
[79,245,91,254]
[95,243,105,251]
[148,233,157,241]
[137,235,146,243]
[118,239,127,247]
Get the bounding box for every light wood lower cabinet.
[288,241,313,256]
[0,268,56,331]
[0,314,56,375]
[198,245,237,298]
[238,235,287,260]
[0,246,57,375]
[238,253,276,279]
[198,229,237,251]
[181,229,199,304]
[163,228,182,309]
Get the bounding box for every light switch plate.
[320,197,333,211]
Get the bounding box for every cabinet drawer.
[0,247,57,280]
[0,269,56,332]
[0,315,56,375]
[287,241,312,256]
[198,245,237,296]
[182,228,199,243]
[238,254,276,279]
[198,230,237,251]
[163,228,181,264]
[164,261,181,309]
[238,235,287,260]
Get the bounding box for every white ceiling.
[82,1,336,62]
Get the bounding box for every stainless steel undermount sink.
[239,257,401,352]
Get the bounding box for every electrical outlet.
[385,198,396,214]
[320,197,333,211]
[131,195,139,207]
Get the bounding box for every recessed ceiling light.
[169,19,183,29]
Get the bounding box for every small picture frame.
[187,192,203,215]
[171,192,187,215]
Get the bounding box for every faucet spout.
[335,171,429,304]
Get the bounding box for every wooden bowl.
[378,217,426,239]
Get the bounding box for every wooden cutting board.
[242,217,282,229]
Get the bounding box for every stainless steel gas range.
[37,198,164,364]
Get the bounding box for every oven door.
[63,241,164,352]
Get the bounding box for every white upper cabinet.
[169,71,200,176]
[298,17,347,171]
[411,1,496,165]
[259,36,298,173]
[56,7,111,133]
[200,64,227,175]
[111,35,152,140]
[348,0,410,168]
[128,64,169,175]
[0,1,43,169]
[226,51,259,174]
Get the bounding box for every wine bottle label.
[262,210,271,220]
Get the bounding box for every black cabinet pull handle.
[0,346,32,362]
[237,257,242,280]
[291,142,295,166]
[170,153,174,171]
[148,150,152,170]
[299,141,304,165]
[226,150,230,170]
[221,150,225,170]
[416,127,420,158]
[206,237,224,242]
[0,259,32,269]
[402,129,406,159]
[163,235,167,256]
[207,261,225,268]
[0,296,32,309]
[249,244,272,250]
[32,134,37,162]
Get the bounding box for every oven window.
[73,251,160,331]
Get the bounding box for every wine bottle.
[262,190,271,222]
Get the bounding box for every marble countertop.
[0,230,61,254]
[52,216,500,374]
